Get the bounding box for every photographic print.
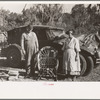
[0,1,100,99]
[0,1,100,82]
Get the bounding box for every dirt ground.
[78,65,100,82]
[0,58,100,82]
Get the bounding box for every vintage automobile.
[1,25,100,76]
[76,31,100,75]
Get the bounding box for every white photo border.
[0,1,100,99]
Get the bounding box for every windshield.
[47,29,65,40]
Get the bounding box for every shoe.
[72,76,77,81]
[24,75,30,79]
[68,77,72,81]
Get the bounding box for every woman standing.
[62,29,81,81]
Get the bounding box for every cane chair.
[37,46,59,81]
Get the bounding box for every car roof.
[33,25,64,30]
[7,25,64,32]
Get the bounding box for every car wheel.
[84,56,94,76]
[7,48,21,68]
[80,54,87,76]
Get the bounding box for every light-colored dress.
[62,36,81,75]
[21,31,39,67]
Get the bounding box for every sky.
[0,3,75,14]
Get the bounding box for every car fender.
[5,44,24,60]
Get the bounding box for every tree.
[35,4,63,26]
[71,4,89,28]
[69,4,99,34]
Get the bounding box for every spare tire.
[80,54,87,76]
[7,47,21,68]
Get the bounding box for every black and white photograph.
[1,1,100,99]
[0,1,100,83]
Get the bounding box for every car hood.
[52,34,67,45]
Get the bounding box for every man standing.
[21,25,39,78]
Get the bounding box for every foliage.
[0,4,100,35]
[64,4,100,35]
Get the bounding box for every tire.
[7,48,21,68]
[84,56,94,76]
[80,54,87,76]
